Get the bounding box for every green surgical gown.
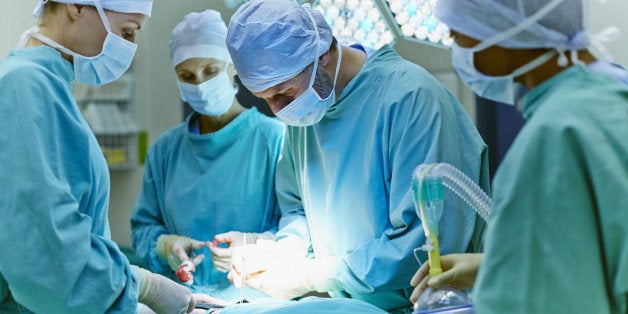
[130,109,283,300]
[0,46,140,313]
[475,65,628,313]
[275,45,490,312]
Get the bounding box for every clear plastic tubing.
[412,163,492,222]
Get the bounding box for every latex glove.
[188,293,229,314]
[192,293,228,306]
[409,253,483,303]
[134,266,195,314]
[156,234,205,271]
[228,238,306,287]
[189,308,221,314]
[231,241,341,299]
[207,231,274,272]
[137,303,157,314]
[227,242,276,287]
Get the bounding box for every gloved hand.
[207,231,274,272]
[133,266,195,314]
[227,238,306,287]
[409,253,483,303]
[137,303,157,314]
[227,241,276,287]
[192,293,228,306]
[156,234,205,271]
[230,240,341,299]
[188,293,229,314]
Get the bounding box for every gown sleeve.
[337,82,488,294]
[274,135,312,252]
[130,146,171,275]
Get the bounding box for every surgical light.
[221,0,450,48]
[384,0,452,47]
[314,0,395,49]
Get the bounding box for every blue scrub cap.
[435,0,589,50]
[170,10,231,67]
[33,0,153,18]
[227,0,333,93]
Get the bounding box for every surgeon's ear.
[227,63,238,86]
[318,50,332,68]
[227,63,237,77]
[66,4,88,21]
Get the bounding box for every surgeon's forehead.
[255,82,286,98]
[107,10,146,26]
[256,71,305,97]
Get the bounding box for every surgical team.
[0,0,626,313]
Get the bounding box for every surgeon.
[130,9,283,301]
[409,0,628,313]
[412,29,628,313]
[0,0,205,313]
[224,0,490,312]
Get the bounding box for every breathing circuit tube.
[411,163,492,277]
[412,163,489,313]
[412,163,492,223]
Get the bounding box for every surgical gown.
[0,46,140,313]
[131,108,283,300]
[474,65,628,313]
[275,45,490,312]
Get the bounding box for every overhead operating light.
[222,0,308,9]
[221,0,450,48]
[314,0,395,49]
[383,0,452,47]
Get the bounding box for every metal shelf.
[73,72,140,170]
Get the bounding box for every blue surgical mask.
[22,0,137,86]
[451,42,556,106]
[448,0,570,106]
[178,67,237,116]
[275,42,342,127]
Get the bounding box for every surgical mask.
[451,42,555,105]
[20,0,137,86]
[275,42,342,127]
[450,0,571,106]
[177,67,237,116]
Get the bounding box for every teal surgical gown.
[0,46,140,313]
[130,108,283,300]
[275,45,490,312]
[474,65,628,313]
